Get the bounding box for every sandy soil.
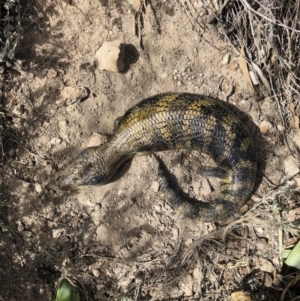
[1,1,299,300]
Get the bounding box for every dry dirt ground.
[0,1,300,300]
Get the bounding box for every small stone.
[47,68,57,79]
[238,100,252,112]
[273,274,283,286]
[222,54,230,65]
[177,80,182,87]
[255,227,264,235]
[86,133,107,147]
[180,274,193,296]
[256,238,268,251]
[59,120,68,135]
[228,61,238,70]
[263,272,273,287]
[92,269,100,278]
[50,137,62,145]
[154,204,161,212]
[259,120,273,134]
[260,259,275,274]
[284,155,299,177]
[45,164,53,175]
[185,238,193,245]
[151,181,160,192]
[95,40,125,72]
[52,229,63,238]
[277,124,284,132]
[161,72,168,79]
[35,183,43,194]
[269,170,282,184]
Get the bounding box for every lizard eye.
[88,177,101,185]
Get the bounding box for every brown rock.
[259,120,273,134]
[47,68,57,79]
[284,155,299,177]
[95,40,125,72]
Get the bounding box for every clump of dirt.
[0,1,299,300]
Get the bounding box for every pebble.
[161,72,168,79]
[256,238,268,251]
[52,229,63,239]
[228,61,238,70]
[277,124,284,132]
[95,40,125,72]
[238,100,251,112]
[35,183,43,194]
[154,204,161,212]
[180,274,193,296]
[269,170,282,184]
[222,54,230,65]
[92,269,100,278]
[45,164,52,175]
[260,258,275,274]
[263,272,273,287]
[50,137,62,145]
[151,181,160,192]
[58,119,68,135]
[284,155,299,177]
[87,133,107,147]
[47,68,57,79]
[259,120,273,134]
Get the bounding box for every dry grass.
[184,0,300,129]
